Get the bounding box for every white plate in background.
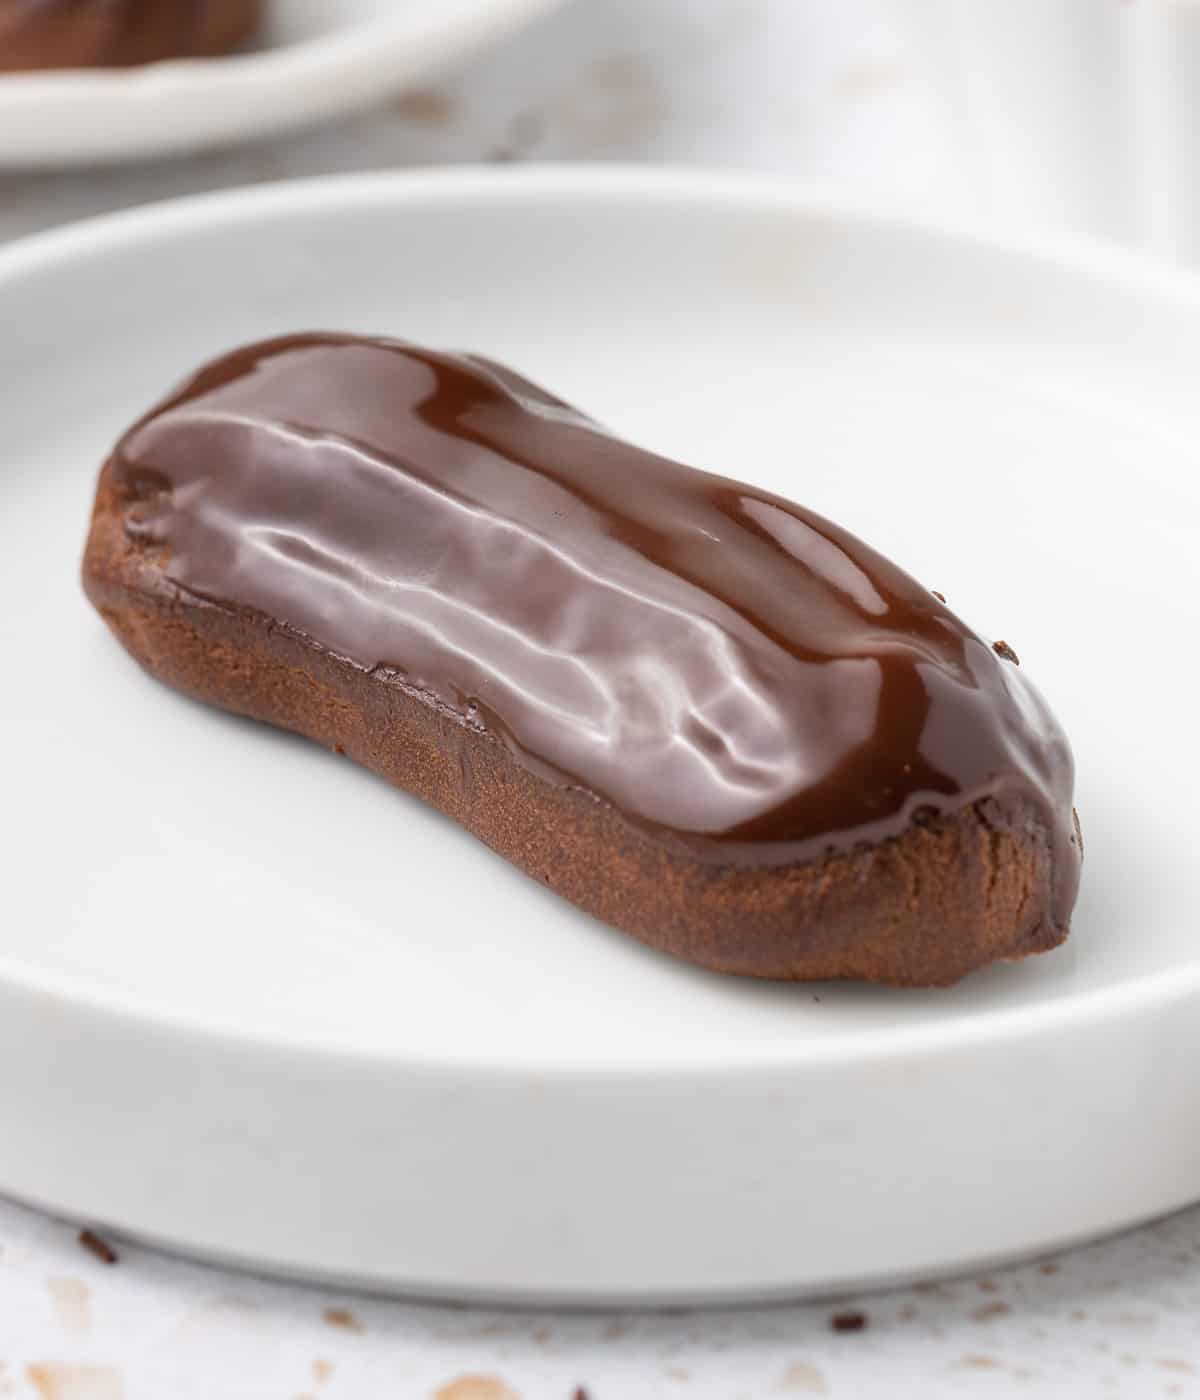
[0,0,562,167]
[0,168,1197,1302]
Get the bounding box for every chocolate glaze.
[113,334,1080,917]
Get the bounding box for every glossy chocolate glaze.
[0,0,255,69]
[113,334,1080,913]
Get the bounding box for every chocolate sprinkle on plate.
[78,1228,118,1264]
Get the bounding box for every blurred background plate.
[0,0,564,167]
[1,168,1198,1302]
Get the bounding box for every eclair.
[82,334,1082,985]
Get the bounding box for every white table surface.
[3,2,1197,1396]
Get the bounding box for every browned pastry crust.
[83,458,1069,988]
[0,0,263,72]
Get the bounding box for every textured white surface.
[1,0,1196,1395]
[7,1197,1200,1398]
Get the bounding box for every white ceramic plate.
[1,168,1197,1304]
[0,0,561,167]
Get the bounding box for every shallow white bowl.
[1,168,1197,1303]
[0,0,561,167]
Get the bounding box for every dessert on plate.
[82,334,1082,986]
[0,0,263,72]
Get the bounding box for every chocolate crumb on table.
[322,1307,365,1333]
[573,1388,591,1400]
[993,639,1021,665]
[78,1228,118,1265]
[831,1309,869,1333]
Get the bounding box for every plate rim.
[2,162,1193,1077]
